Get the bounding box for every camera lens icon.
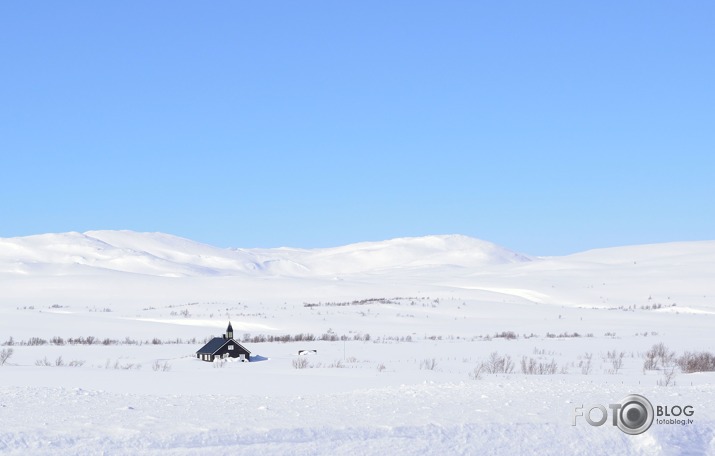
[617,394,654,435]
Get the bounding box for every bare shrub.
[319,330,340,342]
[521,356,558,375]
[54,356,65,367]
[484,352,514,374]
[0,348,13,366]
[377,363,386,372]
[546,332,582,339]
[35,357,52,366]
[243,332,321,343]
[292,358,309,369]
[152,360,171,372]
[468,363,485,380]
[644,343,675,371]
[610,356,624,374]
[68,360,85,367]
[109,359,142,370]
[494,331,518,340]
[327,360,344,368]
[643,352,657,370]
[580,353,593,375]
[658,365,677,387]
[677,352,715,373]
[50,336,66,345]
[607,351,625,374]
[420,358,438,370]
[653,342,674,365]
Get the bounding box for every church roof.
[196,337,251,355]
[196,337,229,354]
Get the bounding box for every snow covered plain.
[1,231,714,455]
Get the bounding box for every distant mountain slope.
[0,231,247,277]
[561,240,715,266]
[302,234,532,275]
[0,231,531,278]
[1,231,714,311]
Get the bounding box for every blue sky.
[1,2,713,255]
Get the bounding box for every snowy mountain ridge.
[0,230,531,278]
[1,230,713,313]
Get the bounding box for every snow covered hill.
[1,230,713,313]
[0,231,531,278]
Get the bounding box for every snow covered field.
[1,231,714,455]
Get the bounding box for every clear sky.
[1,2,713,255]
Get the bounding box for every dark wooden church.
[196,322,251,362]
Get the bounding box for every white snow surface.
[1,231,714,455]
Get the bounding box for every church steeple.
[226,321,234,340]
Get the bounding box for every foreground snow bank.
[1,379,713,455]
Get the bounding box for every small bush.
[521,356,558,375]
[484,352,514,374]
[35,357,52,366]
[546,332,582,339]
[677,351,715,373]
[610,355,624,374]
[152,360,171,372]
[644,343,674,371]
[606,351,625,374]
[0,348,13,366]
[292,358,309,369]
[658,365,677,387]
[50,336,66,345]
[580,353,593,375]
[103,358,140,370]
[420,358,438,370]
[468,363,485,380]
